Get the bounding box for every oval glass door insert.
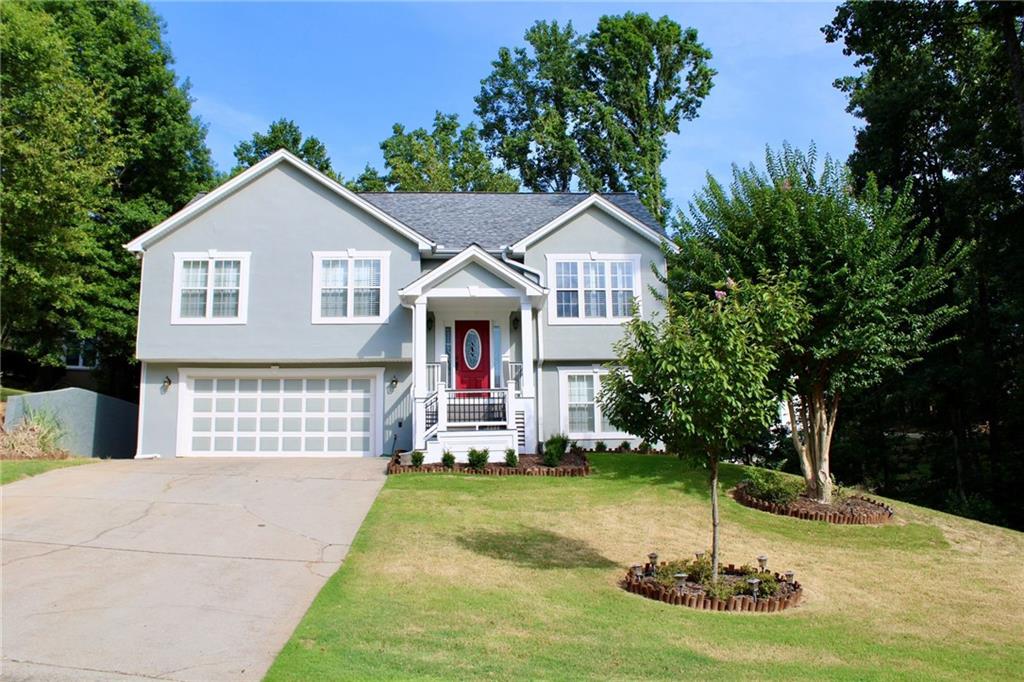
[464,329,482,369]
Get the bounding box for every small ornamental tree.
[668,146,969,503]
[601,279,806,580]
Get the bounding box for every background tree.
[4,0,215,395]
[1,2,123,365]
[350,112,519,192]
[233,118,336,178]
[601,279,806,579]
[824,2,1024,526]
[475,12,714,224]
[668,146,969,503]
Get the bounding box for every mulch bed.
[387,451,589,476]
[733,483,894,524]
[621,561,804,613]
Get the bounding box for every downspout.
[501,249,545,281]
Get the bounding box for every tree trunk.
[786,385,839,504]
[996,5,1024,159]
[709,453,720,582]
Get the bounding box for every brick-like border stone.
[733,483,894,524]
[386,452,590,477]
[620,562,803,613]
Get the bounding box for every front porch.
[399,246,547,461]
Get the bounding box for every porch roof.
[398,244,547,303]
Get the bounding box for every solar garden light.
[695,551,705,561]
[784,570,795,583]
[648,552,659,567]
[757,555,769,571]
[631,564,644,579]
[747,577,761,599]
[674,573,688,590]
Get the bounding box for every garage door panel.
[183,373,376,456]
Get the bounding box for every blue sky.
[153,1,859,211]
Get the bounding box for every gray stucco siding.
[136,165,420,362]
[537,361,642,450]
[138,361,412,458]
[524,206,667,360]
[433,262,513,290]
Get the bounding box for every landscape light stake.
[674,573,688,590]
[747,578,761,600]
[695,551,705,561]
[784,570,795,583]
[648,552,658,568]
[757,555,768,571]
[631,564,644,579]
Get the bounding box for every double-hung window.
[547,254,641,324]
[171,252,250,324]
[312,251,389,323]
[558,368,628,438]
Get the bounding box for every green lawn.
[0,386,28,402]
[267,453,1024,681]
[0,457,95,485]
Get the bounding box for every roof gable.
[509,194,677,254]
[124,150,435,253]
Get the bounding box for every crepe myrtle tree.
[600,278,807,580]
[668,145,970,503]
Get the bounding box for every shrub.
[0,410,68,460]
[542,433,569,467]
[703,579,741,601]
[619,440,631,452]
[467,448,489,471]
[743,468,803,505]
[637,440,650,453]
[410,451,425,467]
[595,440,607,452]
[441,450,455,468]
[653,553,713,588]
[504,448,518,467]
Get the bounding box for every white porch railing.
[425,363,442,394]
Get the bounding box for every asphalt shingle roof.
[357,192,662,250]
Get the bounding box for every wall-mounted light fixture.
[389,375,400,390]
[161,376,173,392]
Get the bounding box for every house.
[126,150,672,461]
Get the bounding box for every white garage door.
[181,372,378,456]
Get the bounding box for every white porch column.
[413,299,428,449]
[519,299,536,397]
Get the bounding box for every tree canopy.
[668,145,969,502]
[2,0,213,383]
[475,12,714,223]
[233,118,336,178]
[350,112,519,192]
[823,1,1024,525]
[601,278,807,578]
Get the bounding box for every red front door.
[455,320,490,390]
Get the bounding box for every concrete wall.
[524,206,667,360]
[137,164,422,362]
[138,362,412,458]
[5,388,138,458]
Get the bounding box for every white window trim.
[557,366,632,440]
[171,251,251,325]
[174,366,385,458]
[545,253,642,325]
[311,250,390,324]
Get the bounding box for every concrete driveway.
[1,457,386,681]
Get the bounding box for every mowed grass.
[0,457,95,485]
[267,453,1024,681]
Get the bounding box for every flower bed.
[387,451,589,476]
[733,482,894,524]
[620,556,803,613]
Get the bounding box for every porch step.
[424,429,518,463]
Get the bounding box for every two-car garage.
[173,368,384,457]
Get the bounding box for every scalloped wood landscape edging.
[732,483,894,524]
[620,563,804,613]
[386,452,590,477]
